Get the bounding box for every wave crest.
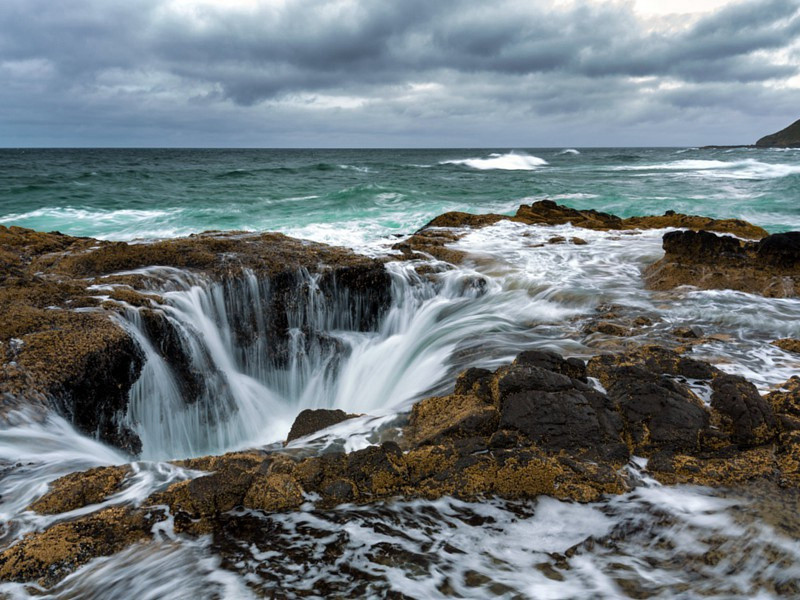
[612,158,800,180]
[442,152,548,171]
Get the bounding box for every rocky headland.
[756,118,800,149]
[2,202,800,587]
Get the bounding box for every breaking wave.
[441,152,548,171]
[611,159,800,180]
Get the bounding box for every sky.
[0,0,798,147]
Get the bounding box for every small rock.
[286,408,357,443]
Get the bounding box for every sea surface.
[2,147,800,599]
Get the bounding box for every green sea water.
[1,147,799,248]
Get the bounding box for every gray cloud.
[0,0,798,146]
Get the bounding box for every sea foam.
[441,152,548,170]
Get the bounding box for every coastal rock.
[10,344,800,588]
[0,507,163,587]
[710,374,777,447]
[28,465,131,515]
[286,408,359,443]
[772,338,800,354]
[607,365,709,453]
[755,118,800,148]
[645,229,800,297]
[587,345,719,390]
[394,201,767,263]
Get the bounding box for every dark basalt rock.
[711,374,777,447]
[606,365,709,453]
[645,229,800,297]
[662,229,745,263]
[513,349,587,382]
[286,408,358,443]
[757,232,800,268]
[499,388,625,459]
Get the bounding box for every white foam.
[558,148,581,155]
[611,158,800,180]
[441,151,548,171]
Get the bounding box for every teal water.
[1,147,799,247]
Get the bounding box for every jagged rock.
[394,201,767,262]
[453,367,494,400]
[756,118,800,148]
[773,338,800,354]
[28,465,131,515]
[583,321,632,337]
[408,393,499,446]
[711,374,777,447]
[672,325,704,339]
[606,365,709,453]
[0,507,164,587]
[587,345,719,390]
[645,229,800,297]
[766,377,800,432]
[286,408,359,443]
[513,349,587,381]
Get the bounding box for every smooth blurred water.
[1,148,799,249]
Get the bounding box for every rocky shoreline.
[2,201,800,588]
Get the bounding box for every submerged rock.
[645,229,800,297]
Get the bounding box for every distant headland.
[701,117,800,150]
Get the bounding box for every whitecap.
[441,151,548,171]
[558,148,581,155]
[610,158,800,179]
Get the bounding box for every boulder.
[286,408,358,443]
[645,229,800,297]
[711,374,777,447]
[606,365,709,453]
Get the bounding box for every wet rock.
[606,365,709,453]
[499,388,625,458]
[513,349,587,382]
[243,473,304,512]
[649,447,777,487]
[286,408,359,443]
[587,345,718,390]
[583,321,632,337]
[0,225,392,452]
[393,202,766,264]
[29,465,131,515]
[645,229,800,297]
[711,374,777,447]
[453,367,494,400]
[672,325,704,339]
[408,393,499,446]
[772,338,800,354]
[0,507,162,587]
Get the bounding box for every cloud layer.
[1,0,798,146]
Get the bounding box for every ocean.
[2,147,800,247]
[1,147,800,598]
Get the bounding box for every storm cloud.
[1,0,798,146]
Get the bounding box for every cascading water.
[116,259,572,461]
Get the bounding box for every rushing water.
[2,148,800,598]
